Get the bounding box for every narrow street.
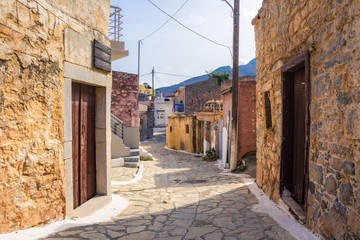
[43,131,302,240]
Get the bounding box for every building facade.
[0,0,127,233]
[253,0,359,238]
[111,71,139,149]
[166,115,203,153]
[220,76,257,168]
[154,94,173,127]
[195,100,223,157]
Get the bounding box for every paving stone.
[126,226,146,233]
[57,230,83,236]
[118,231,156,240]
[107,230,125,238]
[204,230,224,240]
[148,221,164,231]
[42,132,301,240]
[122,220,150,226]
[185,226,217,239]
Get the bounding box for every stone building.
[0,0,127,233]
[172,78,222,115]
[220,76,256,168]
[111,71,139,149]
[253,0,359,238]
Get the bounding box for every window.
[170,126,172,133]
[186,124,189,134]
[265,91,272,129]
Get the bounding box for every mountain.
[156,58,256,97]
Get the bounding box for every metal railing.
[174,104,184,112]
[109,6,123,41]
[111,114,124,139]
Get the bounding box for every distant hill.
[156,58,256,97]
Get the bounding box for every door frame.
[63,62,112,217]
[280,51,310,214]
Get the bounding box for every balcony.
[109,6,129,61]
[174,104,184,112]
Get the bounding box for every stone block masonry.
[111,71,139,128]
[0,0,111,233]
[253,0,359,239]
[184,78,221,115]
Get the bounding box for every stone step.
[130,149,139,156]
[111,157,124,168]
[123,156,139,163]
[124,162,139,168]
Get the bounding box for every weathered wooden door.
[72,82,96,208]
[281,52,310,207]
[292,68,306,203]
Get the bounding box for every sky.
[110,0,263,89]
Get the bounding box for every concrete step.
[130,149,139,156]
[111,157,124,168]
[123,155,139,163]
[124,162,139,168]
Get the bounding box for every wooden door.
[72,82,96,209]
[292,68,306,203]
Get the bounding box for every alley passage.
[45,131,295,240]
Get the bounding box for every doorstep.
[72,195,112,218]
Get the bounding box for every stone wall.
[184,78,221,115]
[111,71,139,128]
[253,0,359,238]
[0,0,110,233]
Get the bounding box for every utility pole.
[152,67,155,104]
[152,67,155,128]
[137,40,141,105]
[229,0,239,171]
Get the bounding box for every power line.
[156,72,194,78]
[140,0,190,42]
[140,72,152,77]
[147,0,232,56]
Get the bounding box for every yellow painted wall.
[166,115,202,153]
[139,84,154,95]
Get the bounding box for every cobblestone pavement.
[44,132,296,240]
[112,166,139,182]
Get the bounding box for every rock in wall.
[253,0,360,238]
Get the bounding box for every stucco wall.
[154,101,173,127]
[238,79,257,160]
[167,115,197,153]
[0,0,110,233]
[221,76,257,165]
[253,0,359,238]
[111,71,139,128]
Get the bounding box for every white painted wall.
[154,100,173,127]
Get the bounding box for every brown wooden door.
[72,82,96,208]
[292,68,306,203]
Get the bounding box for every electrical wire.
[139,72,152,77]
[147,0,232,56]
[140,0,190,42]
[155,72,194,78]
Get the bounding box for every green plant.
[207,71,230,86]
[202,148,217,161]
[140,155,153,161]
[205,147,216,157]
[237,165,248,172]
